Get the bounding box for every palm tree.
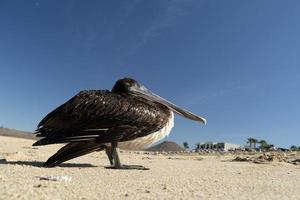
[259,140,268,150]
[183,142,189,149]
[290,145,298,151]
[195,143,201,150]
[247,138,254,149]
[247,138,252,149]
[266,144,275,150]
[252,138,258,149]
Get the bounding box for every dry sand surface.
[0,135,300,200]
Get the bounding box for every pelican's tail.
[43,141,105,167]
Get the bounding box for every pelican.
[33,78,206,170]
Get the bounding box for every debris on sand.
[166,156,204,161]
[287,159,300,165]
[37,175,72,182]
[33,184,47,188]
[141,156,152,160]
[232,153,288,164]
[253,153,286,164]
[232,156,251,162]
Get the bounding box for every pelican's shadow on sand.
[0,159,97,168]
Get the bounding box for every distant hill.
[0,127,36,140]
[146,141,185,152]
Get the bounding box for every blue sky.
[0,0,299,148]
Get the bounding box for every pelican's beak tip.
[199,117,207,125]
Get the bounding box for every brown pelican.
[33,78,206,170]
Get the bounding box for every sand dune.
[0,135,299,200]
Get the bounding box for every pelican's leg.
[105,142,149,170]
[105,146,114,165]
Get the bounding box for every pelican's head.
[112,77,207,124]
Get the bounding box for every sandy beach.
[0,135,299,200]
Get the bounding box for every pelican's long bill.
[128,85,207,125]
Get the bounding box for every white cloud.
[127,0,199,56]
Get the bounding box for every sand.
[0,136,299,200]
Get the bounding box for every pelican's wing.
[33,90,165,146]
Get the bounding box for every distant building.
[197,141,242,151]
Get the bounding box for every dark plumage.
[34,78,206,169]
[34,90,170,146]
